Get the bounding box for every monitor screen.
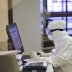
[6,23,24,53]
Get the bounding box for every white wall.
[12,0,41,54]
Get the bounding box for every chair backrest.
[0,55,20,72]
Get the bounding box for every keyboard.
[28,62,43,66]
[23,62,47,71]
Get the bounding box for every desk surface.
[0,50,19,56]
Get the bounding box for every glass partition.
[40,0,72,52]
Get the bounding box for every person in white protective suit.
[30,20,72,72]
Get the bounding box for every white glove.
[30,51,52,64]
[30,51,40,60]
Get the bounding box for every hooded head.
[48,20,66,30]
[46,20,66,40]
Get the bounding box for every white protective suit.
[31,20,72,72]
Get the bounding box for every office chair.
[0,55,20,72]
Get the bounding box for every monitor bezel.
[6,23,24,54]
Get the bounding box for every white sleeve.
[40,52,52,57]
[39,49,56,57]
[50,50,72,67]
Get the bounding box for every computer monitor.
[6,23,24,54]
